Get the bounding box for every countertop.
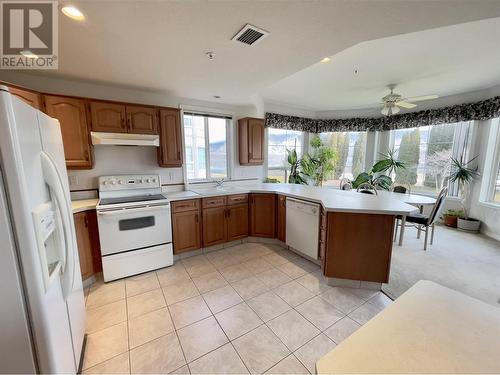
[316,280,500,374]
[71,183,419,215]
[71,199,99,213]
[187,183,417,215]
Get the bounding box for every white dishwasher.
[286,197,320,260]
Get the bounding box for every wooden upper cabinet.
[238,117,265,165]
[44,95,93,169]
[158,108,183,167]
[8,85,43,110]
[126,105,158,134]
[249,193,276,238]
[277,195,286,242]
[90,101,126,133]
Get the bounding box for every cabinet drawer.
[171,199,200,213]
[202,196,227,209]
[227,194,248,205]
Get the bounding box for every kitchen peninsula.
[172,183,418,287]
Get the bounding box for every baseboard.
[481,228,500,242]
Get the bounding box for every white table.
[316,280,500,374]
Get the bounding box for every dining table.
[376,191,437,245]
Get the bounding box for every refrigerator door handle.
[40,151,75,300]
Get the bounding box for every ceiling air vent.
[232,24,269,46]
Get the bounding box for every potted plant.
[352,149,406,190]
[441,209,463,228]
[449,156,481,232]
[286,149,307,185]
[300,136,338,186]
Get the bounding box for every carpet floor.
[382,224,500,307]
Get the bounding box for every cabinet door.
[44,95,93,169]
[74,212,94,280]
[203,206,227,247]
[227,203,249,241]
[277,195,286,242]
[90,101,126,133]
[248,118,264,164]
[250,193,276,238]
[8,86,43,110]
[126,105,158,134]
[172,210,201,253]
[158,108,183,167]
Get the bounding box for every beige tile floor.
[82,242,392,374]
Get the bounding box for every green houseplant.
[449,155,481,232]
[352,149,406,190]
[286,149,307,185]
[441,209,463,228]
[300,135,338,186]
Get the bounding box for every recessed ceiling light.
[61,5,85,21]
[213,95,221,99]
[20,50,38,59]
[206,52,215,60]
[320,57,331,63]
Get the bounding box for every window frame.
[182,111,231,183]
[388,121,473,198]
[266,128,306,183]
[479,117,500,207]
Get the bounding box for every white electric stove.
[96,174,173,281]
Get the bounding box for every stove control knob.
[118,180,123,184]
[138,179,143,183]
[102,181,107,185]
[146,178,151,183]
[110,180,116,185]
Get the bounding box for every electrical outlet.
[69,175,78,187]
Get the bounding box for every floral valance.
[265,95,500,133]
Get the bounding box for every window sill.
[478,201,500,210]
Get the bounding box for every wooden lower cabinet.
[249,193,276,237]
[227,203,249,241]
[74,211,96,281]
[171,199,201,254]
[203,206,227,247]
[323,212,395,283]
[277,195,286,242]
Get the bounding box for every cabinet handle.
[84,149,89,161]
[195,214,199,223]
[227,209,231,217]
[127,114,132,129]
[84,215,89,227]
[121,117,126,129]
[177,151,181,160]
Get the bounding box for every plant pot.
[457,217,481,233]
[442,215,458,228]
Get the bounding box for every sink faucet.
[214,178,224,187]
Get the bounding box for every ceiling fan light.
[381,105,390,116]
[391,105,400,115]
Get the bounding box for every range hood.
[91,132,159,146]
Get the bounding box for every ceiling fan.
[380,87,439,116]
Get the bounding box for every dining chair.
[394,186,448,250]
[339,178,352,191]
[356,183,377,195]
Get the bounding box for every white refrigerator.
[0,86,86,373]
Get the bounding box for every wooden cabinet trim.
[227,194,248,205]
[202,196,227,209]
[171,199,200,213]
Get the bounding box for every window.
[494,160,500,203]
[183,113,229,181]
[267,128,304,182]
[319,131,367,186]
[389,121,472,196]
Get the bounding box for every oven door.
[97,204,172,256]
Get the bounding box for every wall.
[0,72,264,191]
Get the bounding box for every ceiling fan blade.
[403,94,439,102]
[395,101,417,109]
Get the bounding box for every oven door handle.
[97,205,170,216]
